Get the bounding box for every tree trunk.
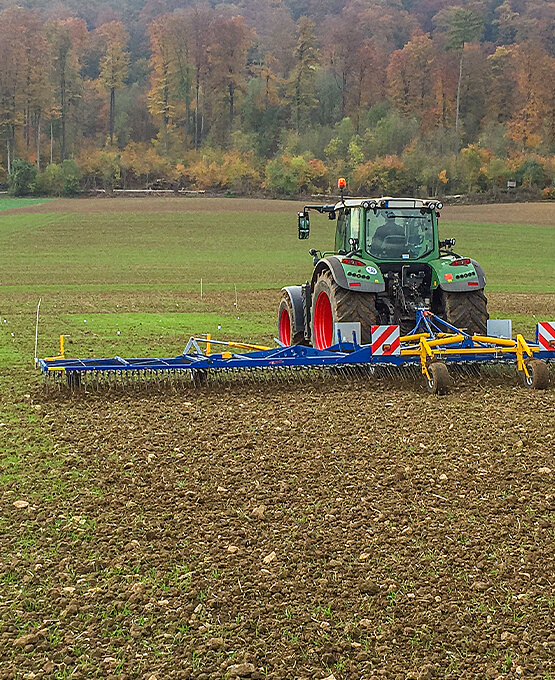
[109,87,115,145]
[341,71,346,120]
[37,117,41,170]
[163,84,169,155]
[195,69,200,150]
[229,83,235,130]
[61,71,67,161]
[455,47,464,149]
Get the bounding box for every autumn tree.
[182,5,212,150]
[387,33,435,122]
[164,13,195,138]
[46,17,88,160]
[96,21,129,146]
[506,42,555,151]
[321,16,356,121]
[0,8,51,171]
[347,39,387,133]
[147,15,177,154]
[349,1,420,53]
[239,0,296,76]
[207,15,253,146]
[430,46,458,132]
[485,46,516,127]
[433,5,484,143]
[243,54,285,157]
[287,16,319,134]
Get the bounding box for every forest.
[0,0,554,198]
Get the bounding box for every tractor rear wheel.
[278,293,305,346]
[438,289,488,335]
[311,271,378,349]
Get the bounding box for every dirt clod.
[226,663,256,677]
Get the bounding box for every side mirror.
[298,212,310,239]
[440,238,456,249]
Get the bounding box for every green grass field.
[0,196,52,211]
[0,198,554,368]
[440,220,555,293]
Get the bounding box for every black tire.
[521,359,549,390]
[311,271,378,349]
[437,289,488,335]
[277,293,305,346]
[425,362,451,395]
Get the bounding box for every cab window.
[335,209,351,252]
[365,209,434,260]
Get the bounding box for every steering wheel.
[379,235,405,257]
[382,235,405,246]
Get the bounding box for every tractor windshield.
[365,209,435,260]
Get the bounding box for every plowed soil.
[4,197,555,226]
[2,371,555,680]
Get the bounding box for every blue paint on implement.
[38,311,555,390]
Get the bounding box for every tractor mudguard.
[432,257,486,293]
[281,285,308,338]
[311,256,385,293]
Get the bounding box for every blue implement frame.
[38,311,555,385]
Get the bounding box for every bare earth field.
[2,197,298,216]
[4,197,555,226]
[1,198,555,680]
[2,374,555,680]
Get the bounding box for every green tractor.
[278,193,488,348]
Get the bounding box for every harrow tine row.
[39,313,555,395]
[42,360,519,394]
[42,360,552,395]
[43,363,390,393]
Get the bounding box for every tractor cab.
[298,197,443,263]
[331,198,442,262]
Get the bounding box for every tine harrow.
[38,313,555,395]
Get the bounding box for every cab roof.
[335,197,442,211]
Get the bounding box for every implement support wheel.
[522,359,549,390]
[425,362,451,395]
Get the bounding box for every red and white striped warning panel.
[371,325,400,355]
[537,322,555,350]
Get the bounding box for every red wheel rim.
[279,307,291,345]
[313,290,333,349]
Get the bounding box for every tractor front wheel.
[278,293,305,346]
[437,289,488,335]
[311,271,378,349]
